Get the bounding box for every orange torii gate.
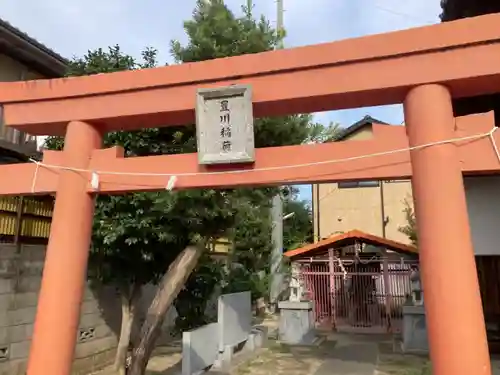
[1,13,500,375]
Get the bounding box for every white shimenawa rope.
[28,127,500,193]
[31,161,41,193]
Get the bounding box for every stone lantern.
[410,268,424,305]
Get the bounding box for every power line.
[372,2,436,25]
[272,0,435,30]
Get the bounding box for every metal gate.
[297,257,418,333]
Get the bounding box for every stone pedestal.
[278,301,315,345]
[402,305,429,353]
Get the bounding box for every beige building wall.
[0,54,44,82]
[0,244,178,375]
[312,124,414,245]
[0,54,45,148]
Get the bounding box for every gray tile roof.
[334,115,389,141]
[0,18,68,77]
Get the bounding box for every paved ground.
[91,337,428,375]
[232,343,326,375]
[232,333,380,375]
[375,343,500,375]
[89,344,182,375]
[232,333,431,375]
[88,318,500,375]
[136,349,500,375]
[375,341,430,375]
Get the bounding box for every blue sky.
[1,0,442,200]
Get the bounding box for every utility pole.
[277,0,285,49]
[270,0,285,309]
[270,194,284,306]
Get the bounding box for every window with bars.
[0,105,37,150]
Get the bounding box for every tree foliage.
[283,198,313,250]
[44,47,235,291]
[170,0,332,148]
[44,46,238,375]
[173,253,224,333]
[399,197,418,246]
[44,1,332,373]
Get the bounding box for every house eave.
[0,19,68,78]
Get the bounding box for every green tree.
[399,197,418,246]
[46,1,335,374]
[169,0,333,148]
[172,253,225,334]
[309,121,344,143]
[128,2,336,371]
[45,47,235,375]
[283,198,313,250]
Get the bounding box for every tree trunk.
[128,245,204,375]
[114,284,141,375]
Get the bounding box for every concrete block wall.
[0,244,120,375]
[0,243,182,375]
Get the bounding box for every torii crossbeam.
[1,13,500,375]
[1,112,498,196]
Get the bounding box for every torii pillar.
[26,121,102,375]
[404,84,491,375]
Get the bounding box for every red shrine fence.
[295,257,419,333]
